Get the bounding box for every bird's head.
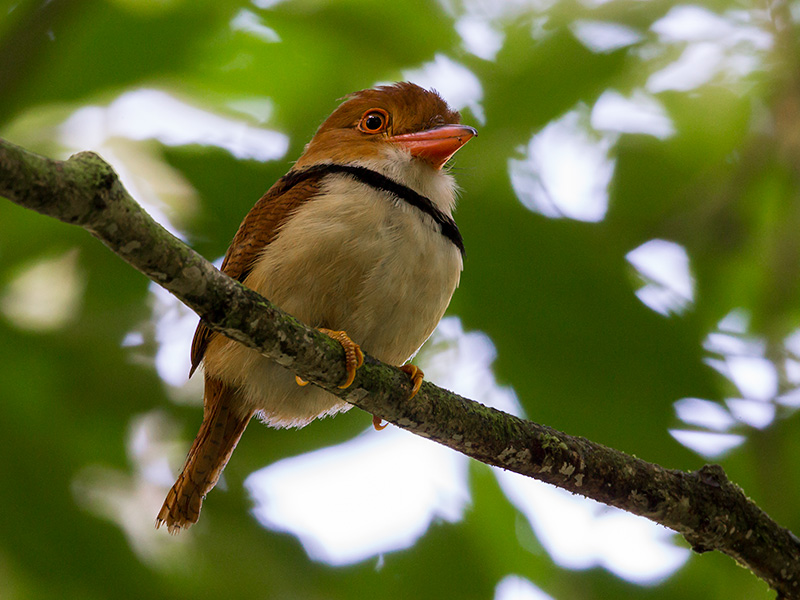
[296,82,476,173]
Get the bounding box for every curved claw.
[372,415,388,431]
[399,364,424,399]
[295,375,309,387]
[319,328,364,389]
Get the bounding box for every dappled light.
[646,5,772,93]
[247,425,470,565]
[60,88,288,162]
[149,283,198,391]
[626,239,694,316]
[591,90,675,140]
[72,412,191,568]
[571,20,644,54]
[56,89,288,238]
[402,54,485,124]
[496,471,689,584]
[122,281,208,404]
[455,15,505,61]
[125,259,224,400]
[495,575,555,600]
[230,8,281,43]
[0,248,85,331]
[668,430,746,457]
[509,107,614,222]
[671,309,800,458]
[443,0,560,40]
[674,397,736,431]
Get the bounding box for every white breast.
[203,164,463,427]
[247,172,462,363]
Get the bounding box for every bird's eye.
[358,109,389,134]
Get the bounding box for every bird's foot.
[319,328,364,389]
[399,364,424,399]
[371,366,424,431]
[295,376,309,386]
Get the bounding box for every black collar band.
[279,163,465,256]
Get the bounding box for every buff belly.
[202,178,462,428]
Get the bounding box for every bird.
[155,82,476,533]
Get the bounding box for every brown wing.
[189,173,326,376]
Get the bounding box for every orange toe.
[319,328,364,389]
[399,364,424,399]
[372,415,388,431]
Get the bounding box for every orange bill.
[390,124,477,169]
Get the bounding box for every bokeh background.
[2,0,799,598]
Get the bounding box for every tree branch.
[2,137,799,598]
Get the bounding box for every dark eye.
[358,108,389,134]
[365,114,383,130]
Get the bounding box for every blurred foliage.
[1,0,799,598]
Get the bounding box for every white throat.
[350,145,459,216]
